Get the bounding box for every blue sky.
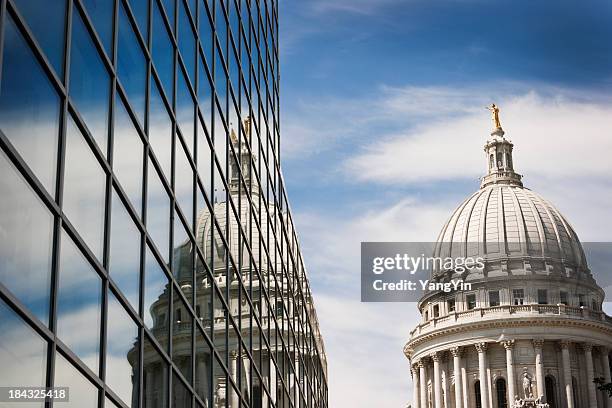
[277,1,612,407]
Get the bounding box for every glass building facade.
[0,0,328,407]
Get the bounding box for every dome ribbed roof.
[434,184,587,270]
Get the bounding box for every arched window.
[474,380,482,408]
[496,378,508,408]
[545,375,557,408]
[490,154,494,168]
[497,152,503,168]
[506,152,512,168]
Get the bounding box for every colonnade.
[410,341,612,408]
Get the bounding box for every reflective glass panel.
[56,230,102,374]
[149,81,173,179]
[105,292,139,406]
[197,120,212,198]
[172,212,193,301]
[0,15,60,193]
[13,0,66,75]
[54,353,98,408]
[194,327,212,404]
[0,298,47,408]
[109,190,141,310]
[144,246,169,336]
[70,9,110,156]
[178,0,195,82]
[162,0,175,33]
[172,287,192,383]
[175,140,194,227]
[82,0,114,56]
[113,94,144,215]
[0,151,53,325]
[143,335,168,408]
[147,159,170,262]
[177,69,195,154]
[63,116,106,260]
[152,0,174,102]
[198,3,213,66]
[127,0,148,40]
[118,1,146,125]
[172,372,191,408]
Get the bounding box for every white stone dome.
[434,183,588,272]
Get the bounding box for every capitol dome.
[405,108,612,408]
[434,183,589,276]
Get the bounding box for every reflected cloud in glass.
[113,95,144,216]
[63,116,106,260]
[0,299,47,408]
[109,190,141,311]
[0,151,53,325]
[53,353,98,408]
[56,230,102,374]
[0,15,60,193]
[106,292,139,406]
[70,9,110,156]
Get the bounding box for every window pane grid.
[0,0,328,406]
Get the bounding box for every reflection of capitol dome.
[405,112,612,408]
[137,123,326,408]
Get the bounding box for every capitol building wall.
[405,122,612,408]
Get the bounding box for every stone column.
[230,351,239,408]
[533,339,546,401]
[412,364,421,408]
[602,347,612,383]
[450,347,463,408]
[475,342,490,408]
[419,360,428,408]
[561,340,574,408]
[442,354,450,408]
[501,340,516,404]
[584,343,598,408]
[432,352,442,408]
[197,359,207,399]
[602,347,611,408]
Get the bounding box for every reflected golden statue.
[242,115,251,137]
[486,103,502,129]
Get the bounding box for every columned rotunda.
[404,108,612,408]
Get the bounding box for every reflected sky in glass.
[178,0,196,83]
[147,159,170,262]
[109,190,141,311]
[197,120,212,198]
[0,299,47,408]
[152,1,174,103]
[0,15,60,193]
[0,151,53,325]
[118,2,146,125]
[63,116,106,260]
[106,292,139,406]
[113,94,144,216]
[13,0,66,76]
[149,81,173,179]
[127,0,148,41]
[177,69,195,154]
[57,230,102,374]
[70,8,110,156]
[54,353,98,408]
[82,0,114,57]
[175,141,194,228]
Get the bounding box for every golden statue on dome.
[486,103,502,130]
